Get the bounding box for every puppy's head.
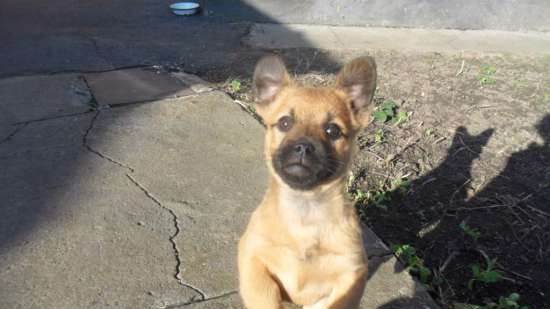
[253,55,377,191]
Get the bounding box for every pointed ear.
[336,56,377,126]
[252,55,290,106]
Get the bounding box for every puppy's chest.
[268,229,354,305]
[262,194,362,304]
[268,222,353,304]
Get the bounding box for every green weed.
[478,65,497,86]
[373,99,396,122]
[459,221,481,241]
[352,189,369,203]
[392,244,432,284]
[229,79,242,93]
[425,128,435,137]
[393,110,410,125]
[390,177,411,195]
[374,128,385,143]
[373,99,410,125]
[352,177,409,210]
[468,258,503,289]
[454,293,531,309]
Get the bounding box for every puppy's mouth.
[272,139,340,191]
[282,163,313,179]
[276,161,320,190]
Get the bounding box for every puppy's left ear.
[252,55,291,106]
[336,56,377,127]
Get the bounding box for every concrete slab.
[363,255,439,309]
[172,72,213,94]
[84,68,196,106]
[0,114,198,309]
[86,91,267,298]
[363,225,391,257]
[245,24,550,56]
[0,74,93,124]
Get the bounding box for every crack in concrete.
[12,110,93,126]
[125,173,207,302]
[0,123,28,145]
[163,290,238,309]
[80,103,212,303]
[82,110,135,172]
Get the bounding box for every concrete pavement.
[244,24,550,56]
[0,68,438,309]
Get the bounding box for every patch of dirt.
[201,49,550,309]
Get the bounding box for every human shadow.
[367,115,550,308]
[471,114,550,213]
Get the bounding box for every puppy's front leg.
[324,268,368,309]
[239,256,284,309]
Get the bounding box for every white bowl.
[170,2,200,16]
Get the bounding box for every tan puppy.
[238,55,377,309]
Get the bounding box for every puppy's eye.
[325,123,342,140]
[277,116,294,132]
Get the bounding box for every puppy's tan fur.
[239,55,377,309]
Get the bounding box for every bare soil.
[201,49,550,309]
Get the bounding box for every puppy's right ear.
[252,55,290,107]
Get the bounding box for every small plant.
[459,221,481,241]
[352,188,391,209]
[390,177,410,195]
[371,190,391,209]
[246,104,256,114]
[393,110,410,125]
[374,129,385,143]
[425,128,435,137]
[352,177,410,210]
[373,99,410,125]
[392,244,432,284]
[353,189,369,203]
[489,293,531,309]
[229,79,242,93]
[468,258,503,289]
[478,65,497,86]
[454,293,530,309]
[373,99,397,122]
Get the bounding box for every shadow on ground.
[362,115,550,308]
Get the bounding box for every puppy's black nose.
[294,141,315,155]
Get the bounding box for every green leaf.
[353,189,368,202]
[381,99,396,110]
[418,266,432,284]
[374,129,385,143]
[467,279,475,290]
[383,107,395,117]
[459,221,481,240]
[373,110,388,122]
[394,110,409,125]
[483,270,503,283]
[481,65,497,75]
[508,293,520,302]
[229,79,241,93]
[471,264,481,276]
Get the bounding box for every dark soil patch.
[201,49,550,309]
